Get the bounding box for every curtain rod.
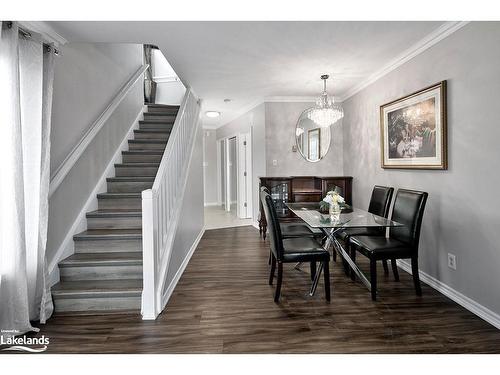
[5,21,60,55]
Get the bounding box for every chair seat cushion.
[349,235,413,259]
[280,222,315,238]
[282,237,330,262]
[337,227,384,241]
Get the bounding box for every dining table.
[285,202,404,296]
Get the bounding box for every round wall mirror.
[295,109,332,162]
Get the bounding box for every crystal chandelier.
[307,74,344,128]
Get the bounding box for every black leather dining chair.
[338,185,394,279]
[349,189,428,301]
[260,187,324,275]
[260,186,321,239]
[262,192,330,302]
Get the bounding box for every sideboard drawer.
[293,193,322,203]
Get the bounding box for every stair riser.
[107,180,153,193]
[143,114,177,121]
[115,166,159,177]
[60,265,142,281]
[98,197,141,210]
[133,132,170,140]
[87,216,142,230]
[139,123,174,131]
[146,107,178,114]
[128,142,167,151]
[75,239,142,253]
[53,296,140,312]
[122,153,162,163]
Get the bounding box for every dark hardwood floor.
[13,226,500,353]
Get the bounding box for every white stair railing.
[141,87,201,319]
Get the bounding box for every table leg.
[330,234,372,291]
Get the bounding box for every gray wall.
[165,124,205,290]
[265,102,344,176]
[50,43,143,174]
[217,103,266,222]
[47,43,143,265]
[342,22,500,316]
[203,129,218,205]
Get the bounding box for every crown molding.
[18,21,68,46]
[265,95,316,103]
[340,21,470,102]
[265,95,343,103]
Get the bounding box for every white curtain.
[0,22,55,339]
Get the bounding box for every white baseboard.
[252,221,260,230]
[160,226,206,312]
[204,202,219,207]
[47,107,144,284]
[397,260,500,330]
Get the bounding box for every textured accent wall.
[342,22,500,316]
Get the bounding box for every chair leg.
[268,250,271,265]
[274,262,283,302]
[391,259,400,281]
[332,249,337,262]
[323,260,331,302]
[370,259,377,301]
[411,257,422,296]
[382,260,389,275]
[310,261,317,281]
[350,245,356,281]
[269,254,276,285]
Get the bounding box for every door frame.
[216,132,252,219]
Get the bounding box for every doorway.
[205,132,253,229]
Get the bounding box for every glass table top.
[286,202,403,229]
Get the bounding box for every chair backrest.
[390,189,428,251]
[260,186,270,194]
[260,191,284,260]
[368,185,394,218]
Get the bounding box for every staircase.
[51,104,179,313]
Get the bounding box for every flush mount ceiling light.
[306,74,344,128]
[205,111,221,118]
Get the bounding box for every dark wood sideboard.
[258,176,353,238]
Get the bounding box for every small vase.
[329,202,341,220]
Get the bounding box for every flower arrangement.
[320,190,345,216]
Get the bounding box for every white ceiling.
[48,21,445,127]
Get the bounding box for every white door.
[237,132,252,218]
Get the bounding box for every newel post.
[141,189,157,320]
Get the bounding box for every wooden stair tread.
[59,252,142,266]
[115,162,160,167]
[52,279,142,296]
[134,129,171,133]
[138,120,175,124]
[74,229,142,240]
[128,139,167,143]
[107,176,155,181]
[86,210,142,218]
[122,150,163,154]
[97,192,141,198]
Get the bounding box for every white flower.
[323,191,344,205]
[323,195,333,204]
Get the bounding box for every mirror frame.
[295,108,332,163]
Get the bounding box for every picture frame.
[380,81,447,169]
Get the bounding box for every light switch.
[272,159,278,166]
